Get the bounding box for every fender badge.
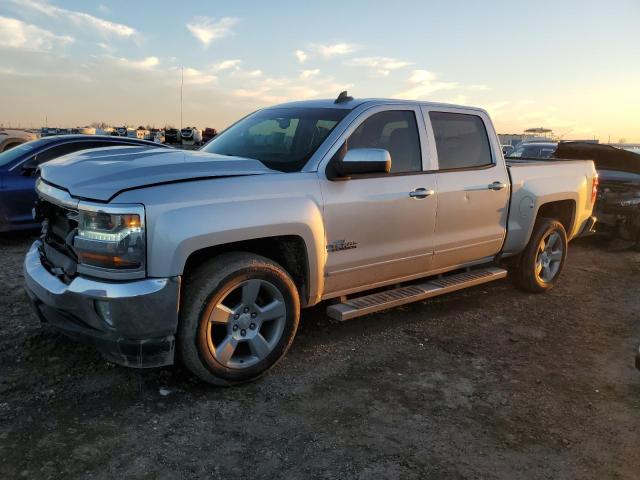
[327,240,358,252]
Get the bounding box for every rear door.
[319,105,437,297]
[422,108,510,270]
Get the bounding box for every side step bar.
[326,267,507,321]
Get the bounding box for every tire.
[178,252,300,386]
[511,218,568,293]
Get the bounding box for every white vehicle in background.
[150,129,165,143]
[180,127,202,146]
[127,128,148,140]
[71,127,96,135]
[95,127,115,136]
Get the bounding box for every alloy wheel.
[205,279,287,369]
[535,231,563,283]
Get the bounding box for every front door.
[319,106,437,298]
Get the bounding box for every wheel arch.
[0,138,25,152]
[536,199,576,234]
[181,235,313,307]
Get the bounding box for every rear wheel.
[511,218,568,293]
[178,252,300,386]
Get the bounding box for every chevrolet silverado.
[24,94,597,385]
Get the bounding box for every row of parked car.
[2,132,639,251]
[40,126,219,146]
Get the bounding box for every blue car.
[0,135,170,232]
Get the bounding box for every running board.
[326,267,507,321]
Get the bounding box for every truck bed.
[502,157,596,256]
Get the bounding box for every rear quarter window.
[429,112,493,170]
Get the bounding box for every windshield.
[0,137,59,167]
[201,107,349,172]
[0,142,36,167]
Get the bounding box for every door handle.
[409,188,435,199]
[488,181,507,191]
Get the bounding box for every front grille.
[36,199,79,280]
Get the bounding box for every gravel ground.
[0,234,638,479]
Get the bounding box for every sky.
[0,0,638,142]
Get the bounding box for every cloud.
[231,72,352,104]
[0,65,89,81]
[0,16,74,51]
[480,101,509,117]
[295,50,307,63]
[466,84,489,91]
[186,17,238,47]
[180,67,217,85]
[394,70,458,99]
[300,69,320,79]
[17,0,137,37]
[96,41,114,53]
[345,56,413,76]
[441,95,469,105]
[114,56,160,71]
[212,59,242,71]
[312,42,359,58]
[229,68,263,79]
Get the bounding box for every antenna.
[334,91,353,104]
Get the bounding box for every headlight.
[74,204,145,274]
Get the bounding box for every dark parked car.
[202,127,218,143]
[506,141,558,159]
[554,142,640,248]
[0,135,170,232]
[164,128,181,144]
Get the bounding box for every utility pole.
[180,66,184,130]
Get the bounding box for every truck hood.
[39,146,277,201]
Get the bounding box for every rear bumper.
[577,215,597,237]
[23,241,181,368]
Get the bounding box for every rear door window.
[429,112,493,170]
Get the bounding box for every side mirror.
[329,148,391,180]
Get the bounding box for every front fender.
[115,173,327,304]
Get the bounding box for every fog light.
[95,300,114,327]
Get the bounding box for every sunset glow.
[0,0,638,142]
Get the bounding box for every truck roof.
[271,97,489,114]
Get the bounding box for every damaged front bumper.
[23,241,181,368]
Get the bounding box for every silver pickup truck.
[24,94,597,385]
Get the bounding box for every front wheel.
[178,252,300,386]
[511,218,568,293]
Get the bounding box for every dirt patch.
[0,234,638,479]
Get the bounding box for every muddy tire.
[511,218,568,293]
[178,252,300,386]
